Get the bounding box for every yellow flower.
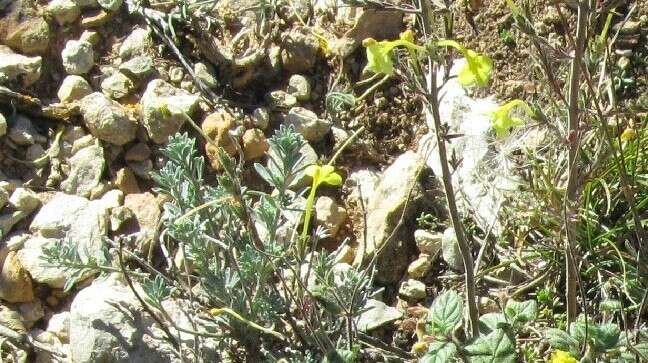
[363,31,425,76]
[620,127,636,142]
[550,350,578,363]
[210,308,224,316]
[489,99,534,137]
[305,164,342,189]
[411,341,429,356]
[437,39,493,87]
[301,164,343,243]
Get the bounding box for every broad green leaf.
[504,299,537,324]
[421,341,458,363]
[479,313,508,334]
[322,349,356,363]
[465,328,516,363]
[568,316,591,345]
[427,291,463,336]
[590,323,620,351]
[489,100,534,137]
[545,328,579,352]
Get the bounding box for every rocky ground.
[1,0,648,362]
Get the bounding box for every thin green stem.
[211,308,286,342]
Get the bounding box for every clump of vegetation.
[39,0,648,361]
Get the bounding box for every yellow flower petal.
[621,128,636,142]
[438,40,493,88]
[550,350,578,363]
[322,171,342,186]
[320,165,335,176]
[400,30,415,43]
[305,164,320,178]
[210,308,224,316]
[306,164,342,188]
[363,36,424,76]
[490,100,533,137]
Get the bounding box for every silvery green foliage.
[153,132,282,319]
[41,238,112,292]
[142,275,172,310]
[150,127,370,361]
[41,127,371,361]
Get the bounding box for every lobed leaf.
[479,313,508,335]
[545,328,579,352]
[421,341,458,363]
[427,290,463,336]
[465,328,516,363]
[504,299,537,325]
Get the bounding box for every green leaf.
[325,92,355,116]
[568,316,591,345]
[322,349,356,363]
[421,341,458,363]
[615,331,630,348]
[465,328,516,363]
[479,313,508,334]
[545,328,579,352]
[311,285,342,315]
[600,299,622,313]
[427,291,463,336]
[616,351,639,363]
[63,272,82,293]
[254,163,275,187]
[634,343,648,360]
[590,323,620,351]
[504,299,537,324]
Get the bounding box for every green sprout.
[499,28,515,47]
[489,99,534,137]
[437,39,493,87]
